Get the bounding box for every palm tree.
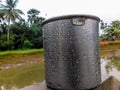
[0,0,24,45]
[27,8,45,25]
[27,9,40,24]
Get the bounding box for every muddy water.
[1,44,120,90]
[101,45,120,81]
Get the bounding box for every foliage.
[27,8,40,24]
[0,0,24,49]
[10,22,29,49]
[0,49,44,56]
[0,33,15,51]
[23,39,33,49]
[29,24,43,48]
[27,8,45,25]
[101,20,120,41]
[9,22,43,49]
[100,20,107,30]
[0,0,24,23]
[0,1,45,51]
[100,34,107,41]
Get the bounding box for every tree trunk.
[7,27,9,44]
[7,20,10,50]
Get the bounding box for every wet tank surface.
[42,15,101,90]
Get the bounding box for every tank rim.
[41,14,100,26]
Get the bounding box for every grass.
[0,62,45,89]
[0,48,44,56]
[0,49,44,66]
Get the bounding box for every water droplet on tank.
[82,38,85,42]
[54,44,57,47]
[83,56,87,59]
[58,84,61,89]
[67,33,70,36]
[48,82,52,85]
[56,37,59,40]
[70,41,72,43]
[76,61,79,64]
[51,73,54,77]
[56,54,59,57]
[87,36,90,40]
[56,33,59,36]
[61,23,64,26]
[69,37,72,40]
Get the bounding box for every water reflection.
[105,56,120,72]
[1,81,51,90]
[0,62,45,90]
[101,46,120,81]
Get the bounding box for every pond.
[1,44,120,90]
[101,44,120,81]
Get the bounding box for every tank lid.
[41,14,100,26]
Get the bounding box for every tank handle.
[72,17,85,26]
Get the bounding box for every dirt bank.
[0,52,44,70]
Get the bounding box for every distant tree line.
[100,20,120,41]
[0,0,45,51]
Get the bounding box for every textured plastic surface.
[42,15,101,90]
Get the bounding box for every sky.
[2,0,120,24]
[14,0,120,24]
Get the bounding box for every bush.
[23,39,33,49]
[0,33,15,51]
[28,24,43,48]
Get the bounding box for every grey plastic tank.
[41,15,101,90]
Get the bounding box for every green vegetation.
[0,49,44,66]
[0,0,24,46]
[0,62,45,89]
[0,48,44,56]
[0,0,45,51]
[100,20,120,41]
[27,8,44,25]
